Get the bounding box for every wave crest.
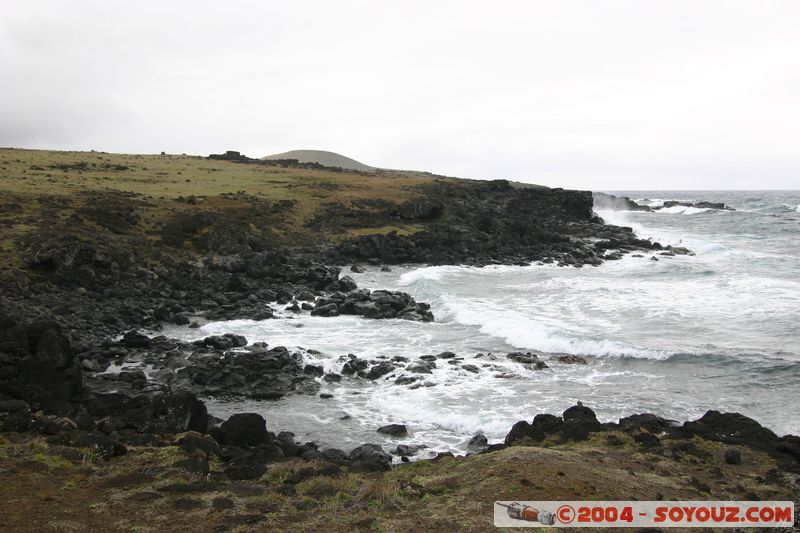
[656,205,711,215]
[442,296,669,360]
[398,266,460,286]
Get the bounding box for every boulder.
[338,276,358,292]
[303,364,324,377]
[349,444,392,471]
[377,424,408,437]
[321,448,351,463]
[532,414,565,434]
[276,431,300,457]
[507,352,539,364]
[249,442,285,462]
[406,360,436,374]
[173,346,317,400]
[563,403,599,425]
[311,303,340,317]
[0,319,83,414]
[394,444,425,457]
[467,433,488,450]
[776,436,800,463]
[98,392,208,435]
[676,411,779,450]
[341,357,369,376]
[505,420,533,445]
[177,431,221,460]
[619,413,678,434]
[202,334,248,350]
[219,413,268,447]
[560,403,601,441]
[364,362,394,380]
[505,413,567,445]
[339,289,434,321]
[119,330,152,348]
[554,354,587,365]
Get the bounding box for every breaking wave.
[441,295,670,360]
[398,265,462,286]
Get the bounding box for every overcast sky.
[2,1,799,189]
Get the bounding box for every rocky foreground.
[1,358,799,533]
[0,148,796,531]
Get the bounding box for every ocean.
[163,190,800,458]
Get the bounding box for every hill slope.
[262,149,374,171]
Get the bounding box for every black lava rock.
[219,413,268,447]
[349,443,392,471]
[377,424,408,437]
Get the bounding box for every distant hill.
[262,150,374,171]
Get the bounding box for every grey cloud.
[1,0,799,189]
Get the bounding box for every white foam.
[397,265,462,286]
[632,198,667,208]
[442,295,669,360]
[656,205,711,215]
[595,209,689,251]
[595,209,728,256]
[100,362,142,375]
[366,389,518,435]
[688,239,729,255]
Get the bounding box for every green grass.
[346,224,422,237]
[33,452,77,470]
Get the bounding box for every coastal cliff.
[0,148,679,345]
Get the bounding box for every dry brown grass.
[0,431,794,532]
[0,147,436,200]
[0,147,443,270]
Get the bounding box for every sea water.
[163,190,800,457]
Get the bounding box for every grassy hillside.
[0,148,441,269]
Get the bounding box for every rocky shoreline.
[2,309,799,475]
[2,224,797,525]
[1,148,797,530]
[0,154,697,448]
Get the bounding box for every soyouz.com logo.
[494,501,795,528]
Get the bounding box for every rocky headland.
[593,192,735,212]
